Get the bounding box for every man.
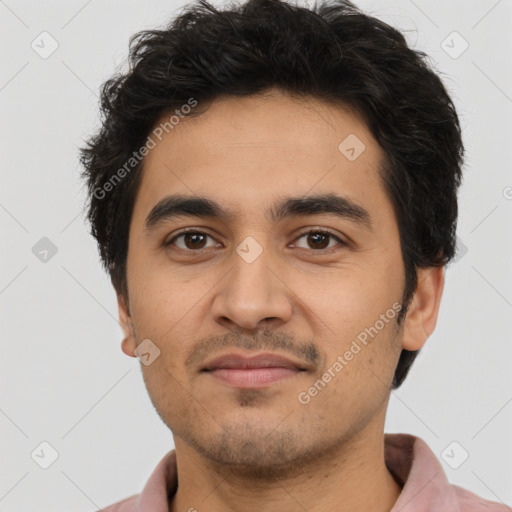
[80,0,510,510]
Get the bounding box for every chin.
[182,422,325,479]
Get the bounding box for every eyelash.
[165,228,346,254]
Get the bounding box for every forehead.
[131,90,391,229]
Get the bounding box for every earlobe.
[117,293,137,357]
[401,266,445,352]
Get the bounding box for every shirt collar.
[386,433,461,512]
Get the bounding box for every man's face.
[121,89,408,474]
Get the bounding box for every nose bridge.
[232,238,272,296]
[212,234,292,329]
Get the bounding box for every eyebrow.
[144,193,373,232]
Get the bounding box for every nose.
[211,244,293,332]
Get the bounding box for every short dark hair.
[80,0,464,389]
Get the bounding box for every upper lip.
[202,352,307,371]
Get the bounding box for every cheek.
[140,360,189,433]
[128,245,226,320]
[300,318,400,418]
[128,259,197,332]
[300,267,397,334]
[298,269,402,393]
[127,282,199,389]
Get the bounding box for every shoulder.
[95,493,139,512]
[453,484,511,511]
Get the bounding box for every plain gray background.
[0,0,511,510]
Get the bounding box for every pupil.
[309,233,328,249]
[186,233,206,249]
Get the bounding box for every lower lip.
[207,367,301,388]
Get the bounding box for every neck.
[170,424,402,512]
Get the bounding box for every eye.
[166,230,220,250]
[165,228,346,253]
[293,230,345,252]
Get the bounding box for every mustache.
[185,328,321,371]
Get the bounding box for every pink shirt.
[100,433,510,511]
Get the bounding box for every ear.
[401,266,445,351]
[117,293,137,357]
